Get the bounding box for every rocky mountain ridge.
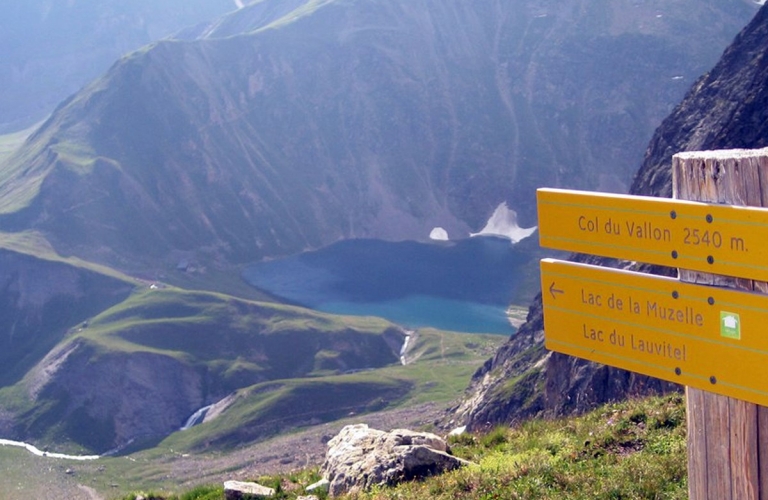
[453,2,768,429]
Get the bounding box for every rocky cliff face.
[630,2,768,197]
[0,0,756,272]
[453,3,768,429]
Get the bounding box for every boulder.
[321,424,472,496]
[223,480,275,499]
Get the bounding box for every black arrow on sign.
[549,282,565,299]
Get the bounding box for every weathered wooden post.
[673,148,768,500]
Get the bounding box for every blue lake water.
[242,237,533,334]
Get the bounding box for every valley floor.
[0,402,446,500]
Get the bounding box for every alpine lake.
[243,237,537,335]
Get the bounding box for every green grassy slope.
[399,394,687,500]
[7,287,406,449]
[158,328,503,453]
[77,287,403,378]
[6,283,504,454]
[0,230,138,281]
[161,375,414,452]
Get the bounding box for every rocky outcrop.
[321,424,472,497]
[451,259,679,429]
[454,3,768,429]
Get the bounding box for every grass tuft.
[479,425,510,449]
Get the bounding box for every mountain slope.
[0,0,757,271]
[453,2,768,429]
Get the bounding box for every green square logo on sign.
[720,312,741,340]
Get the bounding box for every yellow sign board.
[541,258,768,406]
[538,188,768,281]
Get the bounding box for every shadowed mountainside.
[453,2,768,429]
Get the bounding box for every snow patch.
[429,227,449,241]
[470,203,537,243]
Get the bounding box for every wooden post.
[673,148,768,500]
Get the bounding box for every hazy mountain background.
[0,0,239,133]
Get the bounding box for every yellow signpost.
[538,150,768,499]
[537,188,768,281]
[540,258,768,407]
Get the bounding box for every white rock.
[223,480,275,499]
[321,424,473,497]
